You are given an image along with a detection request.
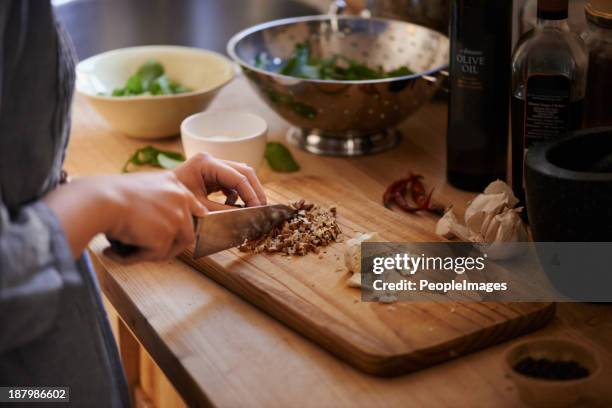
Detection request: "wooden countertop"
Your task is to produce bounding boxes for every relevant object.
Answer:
[66,76,612,407]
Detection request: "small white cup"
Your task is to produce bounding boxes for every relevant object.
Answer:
[181,111,268,169]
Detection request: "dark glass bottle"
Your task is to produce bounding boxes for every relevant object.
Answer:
[582,0,612,128]
[511,0,588,205]
[447,0,513,192]
[519,0,589,35]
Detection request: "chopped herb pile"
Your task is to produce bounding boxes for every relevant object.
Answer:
[255,43,413,81]
[239,200,339,256]
[265,142,300,173]
[110,60,191,96]
[122,146,185,173]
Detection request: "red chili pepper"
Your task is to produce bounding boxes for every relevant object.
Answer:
[392,189,421,212]
[383,177,410,208]
[409,174,429,208]
[383,173,444,215]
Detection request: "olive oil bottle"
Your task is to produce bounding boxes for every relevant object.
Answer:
[447,0,513,191]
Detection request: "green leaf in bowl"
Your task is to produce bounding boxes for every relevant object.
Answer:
[110,60,191,97]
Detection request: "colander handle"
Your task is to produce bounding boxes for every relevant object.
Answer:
[423,70,449,93]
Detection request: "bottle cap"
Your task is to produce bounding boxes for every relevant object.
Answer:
[538,0,569,20]
[586,0,612,28]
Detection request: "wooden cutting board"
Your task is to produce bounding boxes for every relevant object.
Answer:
[179,175,555,376]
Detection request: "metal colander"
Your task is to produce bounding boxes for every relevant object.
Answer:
[228,15,449,156]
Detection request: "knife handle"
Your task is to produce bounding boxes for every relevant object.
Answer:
[107,217,199,258]
[107,237,139,257]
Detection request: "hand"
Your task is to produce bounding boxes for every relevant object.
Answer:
[173,153,267,211]
[44,171,206,263]
[102,171,207,263]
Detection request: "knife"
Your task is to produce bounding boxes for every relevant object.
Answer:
[108,204,296,259]
[192,204,296,258]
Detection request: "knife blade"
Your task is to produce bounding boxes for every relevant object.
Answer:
[108,204,296,259]
[192,204,296,258]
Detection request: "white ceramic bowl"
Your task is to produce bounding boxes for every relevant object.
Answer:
[76,45,235,138]
[181,111,268,169]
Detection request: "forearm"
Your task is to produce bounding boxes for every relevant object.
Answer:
[43,176,118,258]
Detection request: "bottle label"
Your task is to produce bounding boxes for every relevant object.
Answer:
[451,2,488,94]
[455,48,486,91]
[524,74,571,147]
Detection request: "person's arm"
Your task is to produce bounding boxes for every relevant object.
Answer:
[42,178,116,257]
[1,154,266,352]
[43,172,205,258]
[48,171,217,265]
[0,171,205,352]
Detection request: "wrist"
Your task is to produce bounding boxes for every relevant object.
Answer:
[88,175,128,238]
[43,176,122,257]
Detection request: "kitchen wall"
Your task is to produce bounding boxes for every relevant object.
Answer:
[298,0,588,43]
